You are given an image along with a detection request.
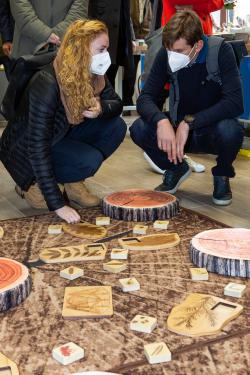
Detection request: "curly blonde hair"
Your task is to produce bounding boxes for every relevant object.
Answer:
[55,19,108,123]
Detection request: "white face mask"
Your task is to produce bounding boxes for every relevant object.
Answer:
[90,51,111,75]
[167,44,197,73]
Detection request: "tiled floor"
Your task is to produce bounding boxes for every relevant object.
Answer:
[0,119,250,227]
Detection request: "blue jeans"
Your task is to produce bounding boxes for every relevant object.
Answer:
[130,118,244,177]
[52,116,127,183]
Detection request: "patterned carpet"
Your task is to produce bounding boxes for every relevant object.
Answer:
[0,207,249,375]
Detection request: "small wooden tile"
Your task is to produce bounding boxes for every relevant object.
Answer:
[52,342,84,365]
[144,342,171,364]
[48,224,63,234]
[133,225,148,235]
[153,220,169,230]
[111,248,128,260]
[130,314,157,333]
[224,282,246,298]
[189,268,209,281]
[103,260,127,273]
[119,277,140,292]
[0,351,19,374]
[0,227,4,239]
[60,266,84,280]
[96,216,110,226]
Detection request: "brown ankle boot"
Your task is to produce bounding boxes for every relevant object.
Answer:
[24,183,47,209]
[64,181,100,208]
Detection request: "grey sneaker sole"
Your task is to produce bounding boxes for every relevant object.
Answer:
[212,197,232,206]
[155,168,191,194]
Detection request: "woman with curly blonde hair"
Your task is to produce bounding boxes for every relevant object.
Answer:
[0,19,127,223]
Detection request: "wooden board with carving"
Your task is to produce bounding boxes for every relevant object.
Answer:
[118,233,180,250]
[167,293,243,337]
[102,189,179,221]
[39,243,107,264]
[62,286,113,319]
[62,221,107,239]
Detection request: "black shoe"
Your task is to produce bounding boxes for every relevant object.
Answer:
[155,161,191,194]
[213,176,232,206]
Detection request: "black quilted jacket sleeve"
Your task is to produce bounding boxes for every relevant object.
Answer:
[0,0,14,43]
[27,70,66,211]
[99,77,123,118]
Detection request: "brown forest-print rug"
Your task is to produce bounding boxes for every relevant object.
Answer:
[0,207,249,375]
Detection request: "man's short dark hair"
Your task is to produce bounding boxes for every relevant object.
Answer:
[163,10,204,49]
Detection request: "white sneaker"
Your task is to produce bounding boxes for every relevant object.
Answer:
[184,155,205,173]
[143,152,165,174]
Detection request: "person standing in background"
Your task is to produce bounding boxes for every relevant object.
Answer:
[161,0,224,35]
[0,0,14,79]
[10,0,89,58]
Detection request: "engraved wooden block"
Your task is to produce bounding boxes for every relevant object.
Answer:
[62,286,113,319]
[153,220,169,230]
[133,224,148,235]
[189,268,209,281]
[48,224,63,234]
[119,277,140,292]
[224,282,246,298]
[0,226,4,239]
[144,342,171,364]
[111,248,128,260]
[0,351,19,374]
[130,314,157,333]
[119,233,180,251]
[60,266,84,280]
[96,216,110,226]
[62,221,107,239]
[52,342,84,365]
[103,260,127,273]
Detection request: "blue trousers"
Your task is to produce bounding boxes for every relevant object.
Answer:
[52,116,127,183]
[130,118,244,177]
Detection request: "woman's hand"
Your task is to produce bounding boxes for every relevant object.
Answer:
[83,98,102,118]
[55,205,80,223]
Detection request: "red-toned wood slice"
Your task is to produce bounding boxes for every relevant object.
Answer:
[102,189,179,221]
[190,228,250,278]
[0,258,32,312]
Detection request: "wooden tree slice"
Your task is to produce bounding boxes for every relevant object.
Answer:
[0,226,4,239]
[167,293,243,337]
[102,189,179,221]
[190,228,250,278]
[0,258,32,312]
[118,233,180,250]
[62,221,107,239]
[0,351,19,374]
[40,243,107,264]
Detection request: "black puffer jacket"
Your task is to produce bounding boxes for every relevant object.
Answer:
[0,65,123,211]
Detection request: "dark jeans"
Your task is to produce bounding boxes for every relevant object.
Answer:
[130,118,244,177]
[52,116,127,183]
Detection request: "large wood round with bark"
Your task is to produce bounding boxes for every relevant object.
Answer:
[0,258,32,312]
[190,228,250,278]
[102,189,179,221]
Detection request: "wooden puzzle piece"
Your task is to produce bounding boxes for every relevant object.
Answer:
[62,286,113,319]
[62,221,107,239]
[130,314,157,333]
[52,342,84,365]
[189,268,209,281]
[119,277,140,292]
[39,243,107,264]
[144,342,171,364]
[153,220,169,230]
[224,282,246,298]
[48,225,63,234]
[60,267,84,280]
[103,260,127,273]
[0,352,19,374]
[0,227,4,239]
[118,233,180,250]
[96,216,110,226]
[111,248,128,260]
[167,293,243,337]
[133,225,148,235]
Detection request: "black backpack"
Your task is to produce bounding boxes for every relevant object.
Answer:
[0,47,57,121]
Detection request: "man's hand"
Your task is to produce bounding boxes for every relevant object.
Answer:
[55,205,80,223]
[176,120,190,163]
[47,33,61,45]
[83,98,102,119]
[157,119,177,164]
[2,42,12,56]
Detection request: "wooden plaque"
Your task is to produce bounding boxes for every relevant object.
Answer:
[118,233,180,250]
[0,258,31,312]
[40,243,107,264]
[62,221,107,239]
[167,293,243,337]
[190,228,250,278]
[62,286,113,319]
[102,189,179,221]
[0,352,19,374]
[0,226,4,239]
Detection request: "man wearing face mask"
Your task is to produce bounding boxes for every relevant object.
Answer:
[130,10,244,206]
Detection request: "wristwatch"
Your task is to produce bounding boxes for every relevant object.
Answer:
[184,114,196,130]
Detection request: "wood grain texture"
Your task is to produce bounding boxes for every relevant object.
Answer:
[62,221,107,239]
[118,233,180,250]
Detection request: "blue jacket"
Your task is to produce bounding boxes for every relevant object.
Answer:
[137,39,244,130]
[0,0,14,43]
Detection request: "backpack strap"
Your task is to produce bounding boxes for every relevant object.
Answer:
[206,36,224,85]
